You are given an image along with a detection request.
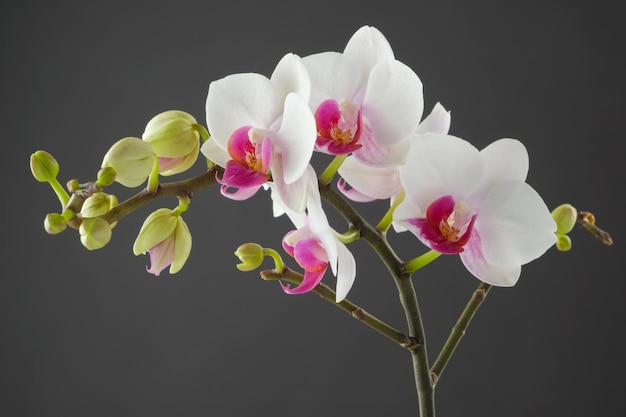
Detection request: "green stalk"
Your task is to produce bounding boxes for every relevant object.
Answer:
[318,155,347,187]
[320,185,435,416]
[430,282,492,383]
[260,267,413,348]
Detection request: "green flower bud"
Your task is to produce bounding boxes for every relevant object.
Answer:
[44,213,67,234]
[142,110,200,176]
[30,150,60,182]
[234,243,265,271]
[81,192,117,218]
[79,218,112,250]
[101,137,155,188]
[96,166,117,187]
[555,233,572,252]
[551,203,577,234]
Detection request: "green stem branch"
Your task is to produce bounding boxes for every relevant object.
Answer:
[66,167,223,229]
[319,185,434,416]
[260,267,413,348]
[430,282,492,383]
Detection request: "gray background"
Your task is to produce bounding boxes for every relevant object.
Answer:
[2,1,624,416]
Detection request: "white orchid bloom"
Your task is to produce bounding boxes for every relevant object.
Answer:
[394,134,557,286]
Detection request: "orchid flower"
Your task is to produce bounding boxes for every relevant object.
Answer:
[393,133,557,286]
[274,166,356,302]
[337,102,451,203]
[302,25,424,166]
[200,53,317,213]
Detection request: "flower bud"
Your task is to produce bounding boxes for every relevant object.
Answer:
[551,203,577,234]
[81,192,118,218]
[234,243,265,271]
[79,218,112,250]
[133,208,192,275]
[30,150,60,182]
[96,166,117,187]
[142,110,200,176]
[101,137,155,188]
[44,213,67,234]
[555,233,572,252]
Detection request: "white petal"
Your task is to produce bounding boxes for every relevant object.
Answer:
[399,133,484,209]
[271,160,308,214]
[302,52,364,109]
[415,102,451,135]
[478,180,557,267]
[460,229,522,286]
[334,242,356,302]
[270,53,311,103]
[274,93,317,184]
[206,73,281,148]
[362,60,424,147]
[343,26,395,73]
[338,156,401,199]
[200,136,231,168]
[480,138,529,184]
[392,197,424,235]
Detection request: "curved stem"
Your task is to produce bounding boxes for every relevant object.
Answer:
[318,155,347,187]
[376,189,405,232]
[260,267,413,348]
[430,282,492,383]
[320,185,434,416]
[404,250,442,273]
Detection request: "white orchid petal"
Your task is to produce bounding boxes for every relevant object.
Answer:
[343,26,395,72]
[270,53,311,102]
[302,52,364,109]
[334,242,356,302]
[206,73,281,148]
[274,93,316,184]
[361,60,423,147]
[400,134,484,209]
[480,138,529,185]
[338,156,401,199]
[200,137,231,168]
[460,229,522,286]
[415,102,451,135]
[478,180,557,267]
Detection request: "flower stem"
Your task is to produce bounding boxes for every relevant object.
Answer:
[262,248,284,272]
[376,189,405,232]
[319,185,435,416]
[65,166,223,230]
[404,250,442,273]
[318,154,347,187]
[430,282,492,383]
[48,176,71,208]
[260,267,413,348]
[147,156,160,194]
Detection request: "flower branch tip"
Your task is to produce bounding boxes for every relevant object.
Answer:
[578,211,613,245]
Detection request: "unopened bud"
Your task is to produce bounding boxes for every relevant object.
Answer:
[142,110,200,176]
[79,218,112,250]
[96,166,117,187]
[551,204,577,234]
[81,192,118,218]
[101,137,155,188]
[44,213,67,234]
[234,243,265,271]
[555,233,572,251]
[30,150,60,182]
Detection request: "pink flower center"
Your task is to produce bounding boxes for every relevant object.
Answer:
[227,126,273,174]
[314,98,363,155]
[409,195,477,254]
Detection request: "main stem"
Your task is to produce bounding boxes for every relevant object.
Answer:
[319,185,435,416]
